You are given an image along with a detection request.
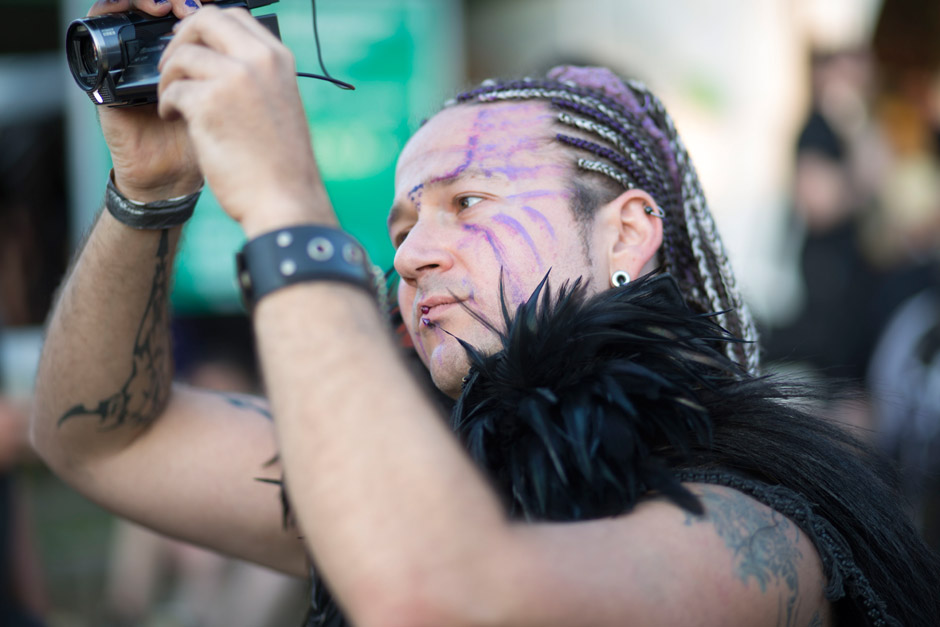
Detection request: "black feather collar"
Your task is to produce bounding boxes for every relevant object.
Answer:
[451,272,746,521]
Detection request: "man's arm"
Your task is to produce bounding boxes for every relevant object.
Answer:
[30,0,307,577]
[252,283,830,627]
[30,211,305,574]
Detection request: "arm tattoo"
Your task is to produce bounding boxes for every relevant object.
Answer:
[807,611,823,627]
[58,230,172,430]
[686,487,805,627]
[217,392,272,420]
[212,392,277,467]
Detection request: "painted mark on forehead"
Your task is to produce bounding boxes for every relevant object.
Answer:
[427,107,554,184]
[429,134,479,184]
[493,213,542,268]
[484,163,568,182]
[477,102,555,128]
[408,183,424,212]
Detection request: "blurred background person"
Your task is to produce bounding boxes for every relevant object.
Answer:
[864,0,940,551]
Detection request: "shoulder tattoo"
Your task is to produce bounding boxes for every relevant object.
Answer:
[685,486,807,627]
[58,230,172,431]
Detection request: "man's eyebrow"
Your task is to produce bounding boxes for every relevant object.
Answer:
[387,167,505,230]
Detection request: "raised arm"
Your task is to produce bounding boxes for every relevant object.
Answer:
[30,0,305,576]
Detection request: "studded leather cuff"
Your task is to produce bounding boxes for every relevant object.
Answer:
[236,225,380,309]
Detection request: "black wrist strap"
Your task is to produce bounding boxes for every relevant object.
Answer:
[237,225,380,309]
[105,171,202,230]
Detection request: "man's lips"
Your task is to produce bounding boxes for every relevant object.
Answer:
[415,296,462,326]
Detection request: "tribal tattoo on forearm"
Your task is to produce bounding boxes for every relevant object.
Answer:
[58,230,172,431]
[686,487,805,627]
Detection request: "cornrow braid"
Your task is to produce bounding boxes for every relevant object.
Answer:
[449,73,760,374]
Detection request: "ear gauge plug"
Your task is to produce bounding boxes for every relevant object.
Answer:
[611,270,631,287]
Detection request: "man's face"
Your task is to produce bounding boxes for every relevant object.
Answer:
[389,102,607,397]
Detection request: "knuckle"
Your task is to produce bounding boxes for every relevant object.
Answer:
[253,44,279,69]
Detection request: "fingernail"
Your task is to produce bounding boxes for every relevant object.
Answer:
[185,0,201,9]
[155,0,169,4]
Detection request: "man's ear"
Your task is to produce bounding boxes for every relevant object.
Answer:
[592,189,663,285]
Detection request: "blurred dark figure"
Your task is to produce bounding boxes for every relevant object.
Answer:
[0,324,47,626]
[0,118,68,327]
[766,105,880,384]
[0,115,67,627]
[771,0,940,550]
[0,395,46,627]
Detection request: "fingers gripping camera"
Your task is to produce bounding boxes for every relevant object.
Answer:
[66,0,280,107]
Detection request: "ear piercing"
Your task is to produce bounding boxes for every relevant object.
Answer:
[611,270,631,287]
[644,205,665,218]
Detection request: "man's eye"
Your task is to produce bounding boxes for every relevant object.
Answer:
[457,196,483,210]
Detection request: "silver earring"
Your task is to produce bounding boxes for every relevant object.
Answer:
[611,270,631,287]
[644,205,665,218]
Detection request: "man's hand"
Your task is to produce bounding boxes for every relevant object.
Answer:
[156,6,333,235]
[88,0,214,202]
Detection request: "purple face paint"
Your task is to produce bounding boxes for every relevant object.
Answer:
[459,223,528,303]
[521,206,556,239]
[461,223,508,268]
[430,134,480,184]
[483,163,568,182]
[493,213,542,267]
[408,183,424,212]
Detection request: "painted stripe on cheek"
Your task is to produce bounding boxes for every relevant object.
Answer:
[461,223,509,268]
[493,213,542,267]
[521,206,556,239]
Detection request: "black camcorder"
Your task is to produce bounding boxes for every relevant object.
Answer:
[66,0,280,107]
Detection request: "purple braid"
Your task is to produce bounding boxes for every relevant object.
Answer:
[447,67,760,374]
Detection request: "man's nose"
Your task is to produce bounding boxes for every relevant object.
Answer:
[393,220,455,283]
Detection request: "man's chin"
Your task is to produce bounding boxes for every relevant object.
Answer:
[422,328,501,398]
[424,345,472,399]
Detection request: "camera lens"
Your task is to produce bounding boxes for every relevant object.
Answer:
[67,23,101,91]
[77,31,99,76]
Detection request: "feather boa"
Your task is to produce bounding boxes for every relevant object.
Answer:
[451,272,740,521]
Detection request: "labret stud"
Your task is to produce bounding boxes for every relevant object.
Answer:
[422,318,433,327]
[421,306,430,314]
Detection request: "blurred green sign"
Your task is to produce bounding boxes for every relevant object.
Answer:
[171,0,461,314]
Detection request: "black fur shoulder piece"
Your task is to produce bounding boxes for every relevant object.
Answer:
[452,272,741,521]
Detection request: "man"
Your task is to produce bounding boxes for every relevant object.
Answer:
[31,2,940,626]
